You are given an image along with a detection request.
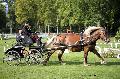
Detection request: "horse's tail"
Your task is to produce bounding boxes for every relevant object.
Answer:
[45,35,57,47]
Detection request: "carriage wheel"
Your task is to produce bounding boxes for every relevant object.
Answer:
[28,49,45,64]
[21,49,30,64]
[3,51,21,66]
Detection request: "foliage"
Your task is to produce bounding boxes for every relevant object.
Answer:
[1,0,119,34]
[115,27,120,37]
[15,0,119,32]
[114,27,120,42]
[15,0,37,24]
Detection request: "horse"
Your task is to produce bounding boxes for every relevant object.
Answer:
[42,26,110,66]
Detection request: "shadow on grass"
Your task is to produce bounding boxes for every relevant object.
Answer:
[48,60,83,66]
[94,62,120,66]
[106,62,120,66]
[1,59,120,66]
[48,60,120,66]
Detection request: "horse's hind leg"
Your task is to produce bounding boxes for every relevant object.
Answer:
[58,49,65,65]
[42,51,55,65]
[92,49,106,64]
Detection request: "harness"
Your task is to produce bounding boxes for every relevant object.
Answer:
[80,31,84,45]
[53,34,66,46]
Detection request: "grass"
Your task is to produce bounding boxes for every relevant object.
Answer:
[0,38,120,79]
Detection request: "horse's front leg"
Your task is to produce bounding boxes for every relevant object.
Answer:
[92,48,106,64]
[83,46,90,66]
[58,49,66,65]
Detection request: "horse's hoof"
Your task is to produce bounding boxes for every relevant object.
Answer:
[41,61,47,66]
[84,64,91,66]
[3,60,4,63]
[41,62,47,66]
[100,60,107,64]
[61,63,66,65]
[42,63,47,66]
[3,58,5,63]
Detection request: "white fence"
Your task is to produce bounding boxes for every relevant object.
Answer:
[95,42,120,58]
[0,34,16,39]
[0,33,55,39]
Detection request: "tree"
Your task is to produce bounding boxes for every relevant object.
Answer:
[15,0,37,25]
[0,2,6,33]
[6,0,16,33]
[14,0,120,34]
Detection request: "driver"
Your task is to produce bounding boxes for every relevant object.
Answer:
[19,22,33,45]
[21,23,32,37]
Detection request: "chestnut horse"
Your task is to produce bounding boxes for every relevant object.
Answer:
[42,27,110,66]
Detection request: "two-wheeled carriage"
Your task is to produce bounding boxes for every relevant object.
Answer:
[3,33,48,65]
[3,44,29,65]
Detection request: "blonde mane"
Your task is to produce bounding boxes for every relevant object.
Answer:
[83,26,102,36]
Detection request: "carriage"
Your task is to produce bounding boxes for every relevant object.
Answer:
[3,26,110,66]
[3,32,47,65]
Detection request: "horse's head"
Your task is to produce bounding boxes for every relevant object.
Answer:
[83,26,110,44]
[99,27,110,43]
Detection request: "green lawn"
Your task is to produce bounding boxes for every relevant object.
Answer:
[0,38,120,79]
